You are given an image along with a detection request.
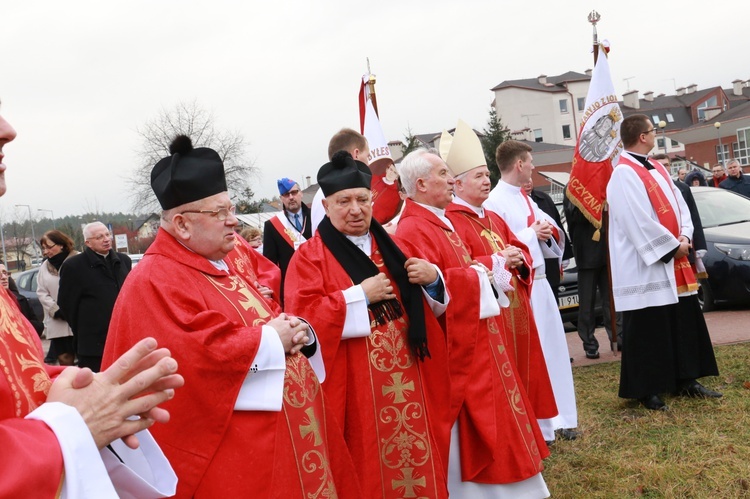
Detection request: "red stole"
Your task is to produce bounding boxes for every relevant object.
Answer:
[269,214,302,250]
[625,160,699,294]
[0,289,50,416]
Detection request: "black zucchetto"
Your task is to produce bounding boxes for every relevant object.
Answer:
[317,151,372,197]
[151,135,228,210]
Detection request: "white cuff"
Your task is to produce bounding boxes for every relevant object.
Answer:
[342,285,372,339]
[422,265,449,317]
[234,325,286,411]
[470,264,501,319]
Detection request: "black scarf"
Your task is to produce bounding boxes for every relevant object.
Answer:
[317,216,430,361]
[48,251,68,270]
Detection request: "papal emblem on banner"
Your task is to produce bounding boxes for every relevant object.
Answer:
[567,42,623,240]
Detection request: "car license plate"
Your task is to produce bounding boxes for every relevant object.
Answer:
[558,294,579,310]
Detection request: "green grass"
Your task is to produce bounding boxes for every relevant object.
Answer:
[543,343,750,498]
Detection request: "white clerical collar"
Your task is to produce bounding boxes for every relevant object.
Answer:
[345,232,371,255]
[453,196,484,217]
[414,201,455,231]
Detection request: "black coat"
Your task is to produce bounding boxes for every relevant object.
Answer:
[563,187,608,270]
[58,248,131,356]
[263,203,312,301]
[7,278,44,336]
[673,180,707,256]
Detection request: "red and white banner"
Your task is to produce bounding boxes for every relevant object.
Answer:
[359,75,393,177]
[566,44,623,239]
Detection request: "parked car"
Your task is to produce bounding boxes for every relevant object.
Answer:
[13,267,44,320]
[691,186,750,311]
[128,254,144,266]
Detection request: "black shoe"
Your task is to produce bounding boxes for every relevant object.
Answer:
[585,349,600,359]
[557,428,579,440]
[679,381,723,399]
[639,395,668,411]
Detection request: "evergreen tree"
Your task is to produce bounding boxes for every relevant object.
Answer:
[481,108,511,187]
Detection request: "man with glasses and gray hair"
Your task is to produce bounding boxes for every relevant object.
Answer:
[59,221,131,372]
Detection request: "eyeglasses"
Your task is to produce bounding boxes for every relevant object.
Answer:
[641,128,656,135]
[41,242,58,250]
[280,189,301,198]
[0,270,8,276]
[180,205,236,221]
[87,232,112,242]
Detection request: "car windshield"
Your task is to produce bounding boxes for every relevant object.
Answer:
[693,188,750,228]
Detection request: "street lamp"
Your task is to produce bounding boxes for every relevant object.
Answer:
[658,120,668,157]
[715,121,724,166]
[15,204,37,262]
[38,209,55,229]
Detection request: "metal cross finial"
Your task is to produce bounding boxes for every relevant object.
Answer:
[588,10,600,25]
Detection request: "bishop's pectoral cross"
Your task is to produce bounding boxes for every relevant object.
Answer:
[480,228,504,253]
[648,182,671,215]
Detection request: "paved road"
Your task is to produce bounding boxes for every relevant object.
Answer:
[567,306,750,367]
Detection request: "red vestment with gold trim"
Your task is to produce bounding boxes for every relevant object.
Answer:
[446,202,558,420]
[397,200,548,484]
[102,228,359,498]
[285,234,450,498]
[0,288,66,497]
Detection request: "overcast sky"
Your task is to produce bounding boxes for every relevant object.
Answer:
[2,1,748,221]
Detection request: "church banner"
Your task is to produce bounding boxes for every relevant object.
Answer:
[566,43,623,240]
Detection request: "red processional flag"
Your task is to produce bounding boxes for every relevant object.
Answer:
[566,43,623,241]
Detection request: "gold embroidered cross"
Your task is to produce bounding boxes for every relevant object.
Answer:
[299,407,322,446]
[382,372,415,404]
[647,182,670,215]
[392,467,426,498]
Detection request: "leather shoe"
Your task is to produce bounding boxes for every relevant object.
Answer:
[556,428,579,440]
[679,381,723,399]
[585,349,600,359]
[639,395,668,411]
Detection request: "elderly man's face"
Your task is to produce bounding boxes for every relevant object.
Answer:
[0,264,8,289]
[0,115,18,197]
[180,192,238,260]
[85,224,113,254]
[455,166,491,207]
[324,188,372,237]
[727,162,742,179]
[420,154,455,209]
[280,184,303,213]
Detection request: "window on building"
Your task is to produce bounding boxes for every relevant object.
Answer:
[577,97,585,111]
[562,125,571,140]
[652,114,660,124]
[716,143,731,164]
[734,128,750,165]
[657,138,665,149]
[671,139,679,147]
[534,129,543,143]
[666,113,675,123]
[697,96,718,121]
[559,100,568,114]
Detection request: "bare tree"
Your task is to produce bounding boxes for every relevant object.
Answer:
[128,100,258,212]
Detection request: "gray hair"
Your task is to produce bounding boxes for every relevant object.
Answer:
[398,148,437,198]
[83,221,106,240]
[726,159,740,169]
